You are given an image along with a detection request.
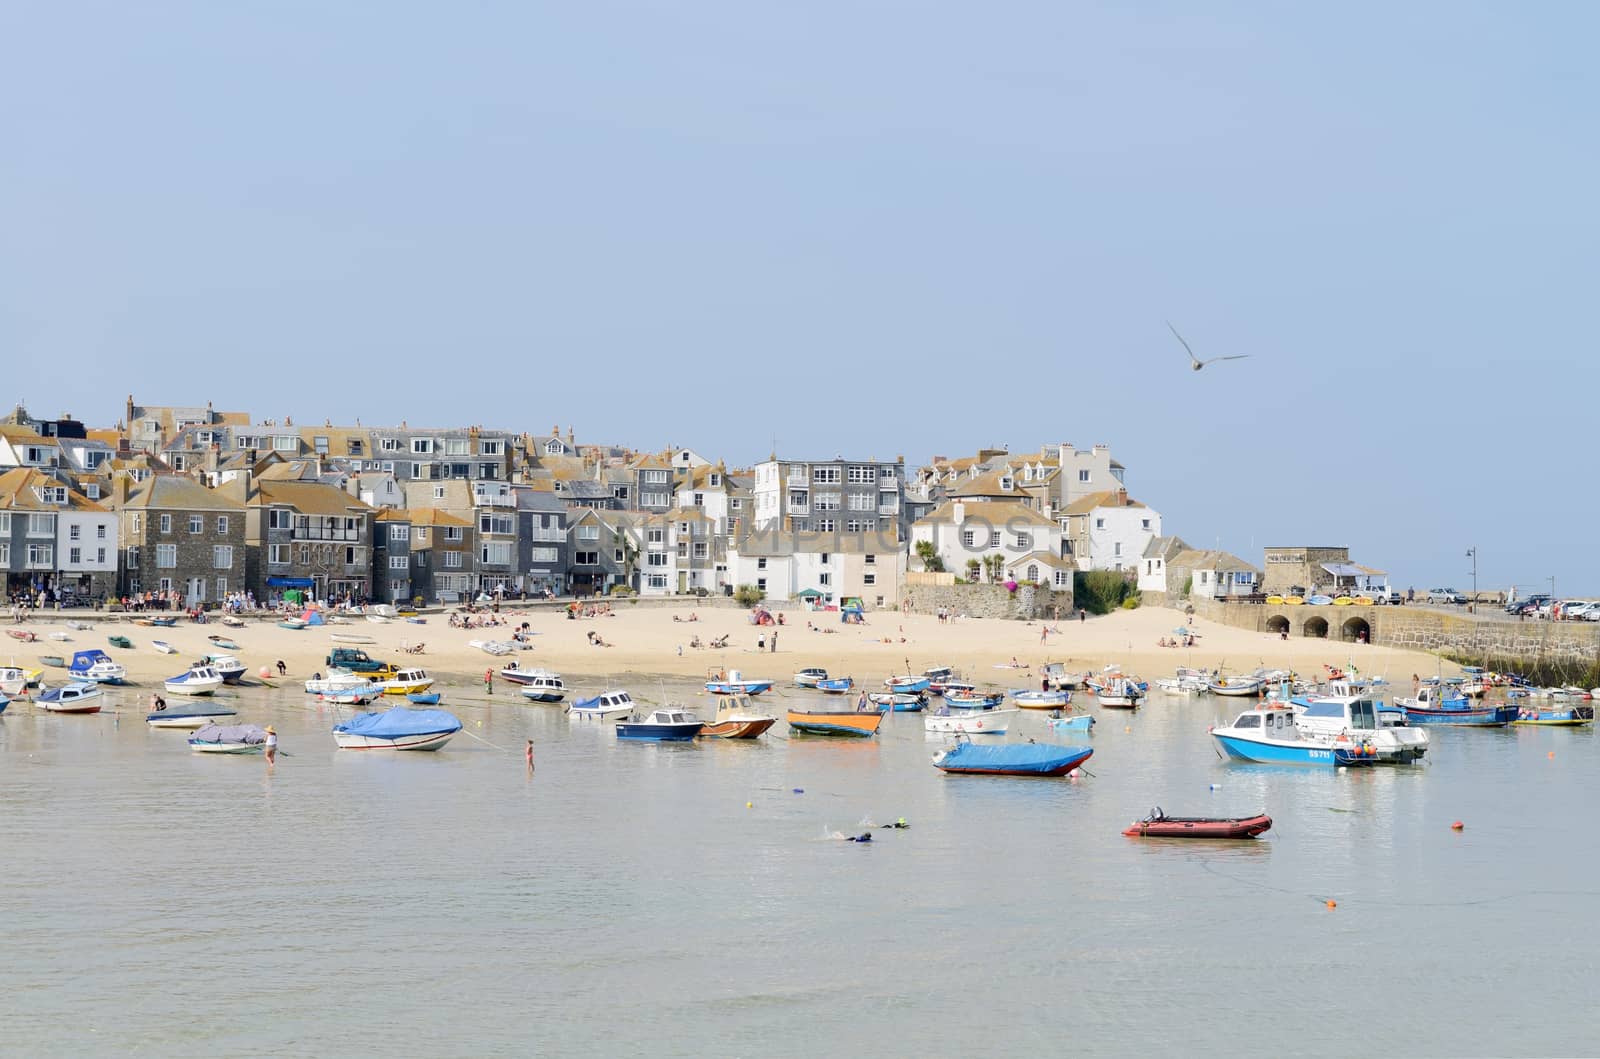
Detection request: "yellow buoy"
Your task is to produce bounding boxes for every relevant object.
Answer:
[746,801,753,809]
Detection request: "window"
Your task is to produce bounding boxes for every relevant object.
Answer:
[213,546,233,568]
[647,574,668,590]
[414,526,429,543]
[530,546,558,563]
[95,548,104,563]
[128,513,140,534]
[215,577,228,597]
[865,554,876,565]
[577,525,599,541]
[444,438,469,456]
[389,556,409,570]
[298,545,311,564]
[816,519,834,532]
[1054,570,1070,587]
[848,493,872,511]
[348,439,363,456]
[788,490,809,508]
[443,551,463,568]
[1141,518,1151,530]
[480,439,503,456]
[880,466,896,480]
[819,572,832,586]
[647,552,668,567]
[389,525,409,542]
[813,467,840,483]
[268,509,290,530]
[614,548,624,562]
[68,547,81,565]
[815,493,841,511]
[411,438,434,454]
[444,527,463,542]
[86,483,100,499]
[480,513,513,536]
[69,524,81,541]
[692,492,704,507]
[313,436,330,454]
[344,546,363,567]
[410,463,424,479]
[693,542,708,559]
[989,531,1001,548]
[481,542,513,565]
[962,530,975,548]
[273,435,297,452]
[1026,564,1039,582]
[546,439,564,455]
[575,551,598,566]
[380,438,401,452]
[847,466,873,484]
[1079,470,1090,482]
[1015,533,1031,550]
[863,572,876,586]
[189,515,203,534]
[433,485,446,500]
[155,544,177,568]
[1094,518,1105,530]
[1114,542,1122,557]
[756,577,767,592]
[757,557,767,570]
[820,552,831,565]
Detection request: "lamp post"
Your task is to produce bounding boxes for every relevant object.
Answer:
[1466,547,1477,613]
[1549,575,1557,619]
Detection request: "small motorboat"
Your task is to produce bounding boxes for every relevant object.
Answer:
[304,669,374,696]
[69,649,128,685]
[704,668,774,695]
[786,707,884,737]
[924,706,1017,734]
[207,636,240,650]
[7,629,38,643]
[1511,706,1594,727]
[1211,705,1378,766]
[1208,674,1264,697]
[47,631,70,642]
[188,723,269,753]
[793,667,830,689]
[932,739,1093,777]
[866,691,926,712]
[203,654,248,684]
[1012,689,1071,709]
[883,675,931,694]
[0,666,29,696]
[1123,809,1273,839]
[323,683,380,706]
[924,667,964,695]
[406,692,442,705]
[147,616,178,628]
[65,621,92,631]
[377,667,435,696]
[697,693,777,739]
[151,640,178,654]
[568,689,637,721]
[515,671,567,703]
[0,695,9,714]
[107,635,133,649]
[944,691,1006,710]
[816,677,855,694]
[616,707,705,741]
[147,701,238,728]
[165,663,225,696]
[37,682,104,713]
[332,707,462,751]
[1095,677,1146,710]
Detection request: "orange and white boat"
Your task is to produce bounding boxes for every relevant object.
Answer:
[698,693,777,739]
[786,705,884,737]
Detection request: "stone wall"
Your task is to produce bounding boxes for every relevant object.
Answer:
[903,582,1074,621]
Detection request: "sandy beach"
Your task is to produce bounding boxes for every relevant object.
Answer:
[11,603,1463,694]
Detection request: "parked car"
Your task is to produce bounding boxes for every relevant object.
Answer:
[1557,600,1594,620]
[1507,594,1551,615]
[1427,588,1467,605]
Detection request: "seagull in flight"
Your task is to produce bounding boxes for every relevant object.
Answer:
[1167,321,1250,372]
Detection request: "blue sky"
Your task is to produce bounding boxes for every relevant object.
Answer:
[3,3,1592,594]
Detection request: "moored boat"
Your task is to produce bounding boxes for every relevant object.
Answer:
[1095,677,1146,709]
[793,667,829,688]
[931,739,1093,777]
[704,668,774,695]
[147,701,238,728]
[37,682,104,713]
[883,674,931,694]
[37,656,66,669]
[865,691,925,712]
[513,670,567,703]
[151,640,178,654]
[188,722,269,753]
[207,635,240,650]
[164,663,224,697]
[568,689,636,720]
[1292,695,1429,763]
[1208,674,1263,697]
[107,635,133,649]
[1511,706,1594,727]
[202,654,248,684]
[1045,713,1095,732]
[786,707,884,737]
[304,668,374,696]
[377,667,436,696]
[697,693,777,739]
[69,649,127,685]
[1012,689,1071,709]
[332,706,462,751]
[1211,705,1377,766]
[924,705,1017,734]
[816,676,855,694]
[1123,810,1272,839]
[7,629,38,643]
[0,666,28,696]
[616,707,705,741]
[944,690,1006,710]
[405,691,442,705]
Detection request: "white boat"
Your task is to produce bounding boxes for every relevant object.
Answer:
[1012,689,1071,709]
[48,631,70,642]
[568,689,636,720]
[203,654,248,684]
[151,640,178,654]
[65,621,92,631]
[370,604,399,620]
[1208,674,1264,697]
[329,633,377,644]
[469,639,517,656]
[81,659,130,684]
[517,672,568,703]
[323,683,381,705]
[1039,662,1085,690]
[1292,694,1429,763]
[165,663,224,696]
[37,682,104,713]
[366,614,393,624]
[924,706,1017,734]
[188,722,269,753]
[220,615,246,628]
[793,667,830,688]
[0,666,28,697]
[304,668,373,695]
[332,706,461,751]
[1095,677,1146,709]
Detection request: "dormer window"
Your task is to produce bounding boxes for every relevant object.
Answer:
[545,439,562,454]
[1000,477,1013,491]
[709,474,720,487]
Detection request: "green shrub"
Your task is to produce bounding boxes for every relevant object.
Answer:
[734,584,765,606]
[1074,570,1137,615]
[1121,595,1141,610]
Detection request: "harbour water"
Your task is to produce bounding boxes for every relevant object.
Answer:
[5,681,1599,1056]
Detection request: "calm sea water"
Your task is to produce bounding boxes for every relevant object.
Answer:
[4,678,1599,1057]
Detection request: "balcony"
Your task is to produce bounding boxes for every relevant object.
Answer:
[788,504,809,515]
[877,504,899,515]
[785,474,808,488]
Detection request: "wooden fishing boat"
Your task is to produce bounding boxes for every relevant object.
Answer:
[1511,706,1594,727]
[7,629,38,643]
[866,691,925,712]
[38,655,67,668]
[786,707,884,737]
[405,692,442,705]
[697,693,777,739]
[1122,810,1273,839]
[924,706,1017,734]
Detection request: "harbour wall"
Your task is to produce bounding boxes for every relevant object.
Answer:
[904,583,1074,622]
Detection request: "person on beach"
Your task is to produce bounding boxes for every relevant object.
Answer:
[151,693,166,712]
[770,630,778,652]
[525,739,535,773]
[1079,608,1087,623]
[264,726,277,765]
[757,632,766,651]
[276,659,287,677]
[484,670,494,695]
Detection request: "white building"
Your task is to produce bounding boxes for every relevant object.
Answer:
[1062,490,1160,572]
[728,530,905,610]
[910,500,1064,582]
[751,456,905,533]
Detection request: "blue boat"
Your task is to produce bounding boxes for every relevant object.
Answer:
[616,707,704,741]
[406,692,442,705]
[884,675,931,694]
[866,692,925,712]
[945,691,1006,710]
[1045,714,1095,732]
[815,677,855,694]
[1211,706,1377,766]
[704,669,774,696]
[1401,702,1516,727]
[69,649,128,685]
[332,707,462,751]
[0,695,9,714]
[932,740,1094,776]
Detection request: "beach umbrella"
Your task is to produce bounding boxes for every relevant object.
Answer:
[1173,627,1190,636]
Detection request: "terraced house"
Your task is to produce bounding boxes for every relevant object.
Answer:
[111,474,247,605]
[0,469,115,601]
[234,476,375,603]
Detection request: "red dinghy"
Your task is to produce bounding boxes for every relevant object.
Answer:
[6,629,38,643]
[1122,809,1272,839]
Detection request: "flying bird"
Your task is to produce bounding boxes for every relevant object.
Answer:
[1167,321,1250,372]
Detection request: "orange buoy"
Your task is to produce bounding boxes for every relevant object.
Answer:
[1326,899,1337,909]
[1451,820,1464,831]
[1548,751,1555,759]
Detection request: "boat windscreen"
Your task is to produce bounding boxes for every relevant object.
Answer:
[1234,714,1261,728]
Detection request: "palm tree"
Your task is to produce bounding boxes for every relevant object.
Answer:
[915,540,944,573]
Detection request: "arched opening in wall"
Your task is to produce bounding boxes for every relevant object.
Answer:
[1341,617,1371,643]
[1303,616,1329,639]
[1266,615,1291,636]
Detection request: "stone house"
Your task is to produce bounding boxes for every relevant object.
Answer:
[373,509,415,604]
[516,487,567,596]
[408,509,474,603]
[910,500,1064,582]
[112,473,247,606]
[233,476,376,603]
[0,469,116,601]
[566,509,640,596]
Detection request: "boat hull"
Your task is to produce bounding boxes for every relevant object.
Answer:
[164,678,223,696]
[1095,694,1143,709]
[786,710,883,737]
[188,741,263,754]
[924,708,1017,734]
[1403,705,1516,727]
[616,723,705,741]
[519,689,567,703]
[39,702,102,714]
[333,730,457,751]
[1045,714,1095,732]
[147,711,236,728]
[1013,691,1071,709]
[705,681,773,695]
[1212,733,1372,766]
[933,744,1093,776]
[1124,814,1273,839]
[698,717,777,739]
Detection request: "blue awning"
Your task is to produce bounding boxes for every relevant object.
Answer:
[267,576,315,588]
